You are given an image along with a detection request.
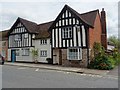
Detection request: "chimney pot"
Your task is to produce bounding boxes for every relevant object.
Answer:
[102,8,104,11]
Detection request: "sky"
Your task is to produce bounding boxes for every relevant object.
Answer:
[0,0,119,38]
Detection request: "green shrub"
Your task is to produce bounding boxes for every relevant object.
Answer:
[108,56,116,68]
[88,42,120,70]
[88,54,113,70]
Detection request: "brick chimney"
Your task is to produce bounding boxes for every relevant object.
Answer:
[101,8,107,50]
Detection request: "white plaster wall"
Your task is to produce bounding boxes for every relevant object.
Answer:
[8,48,33,62]
[35,38,51,63]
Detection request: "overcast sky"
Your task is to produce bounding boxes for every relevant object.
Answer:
[0,0,119,38]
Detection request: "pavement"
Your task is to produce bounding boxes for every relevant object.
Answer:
[4,62,114,77]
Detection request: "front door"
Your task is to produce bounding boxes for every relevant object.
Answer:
[53,49,62,65]
[11,50,16,62]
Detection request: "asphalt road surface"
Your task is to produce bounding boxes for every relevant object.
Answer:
[2,65,118,88]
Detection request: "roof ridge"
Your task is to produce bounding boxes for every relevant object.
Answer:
[18,17,37,25]
[80,9,99,15]
[37,21,53,26]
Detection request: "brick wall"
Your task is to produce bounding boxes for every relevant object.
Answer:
[89,13,102,49]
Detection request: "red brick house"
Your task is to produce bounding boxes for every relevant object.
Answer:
[0,30,9,61]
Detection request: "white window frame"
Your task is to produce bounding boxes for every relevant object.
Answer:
[22,48,29,56]
[62,27,72,39]
[24,33,28,39]
[16,49,20,56]
[40,39,47,45]
[67,48,82,60]
[40,50,47,57]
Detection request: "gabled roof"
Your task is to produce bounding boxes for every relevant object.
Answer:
[19,17,38,33]
[8,5,100,39]
[8,17,38,34]
[49,5,99,31]
[65,5,94,27]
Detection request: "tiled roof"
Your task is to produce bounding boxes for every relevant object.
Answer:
[35,21,53,39]
[19,17,38,33]
[80,10,99,27]
[7,5,99,39]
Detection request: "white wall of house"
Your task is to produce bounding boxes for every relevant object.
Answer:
[34,38,51,63]
[8,47,33,62]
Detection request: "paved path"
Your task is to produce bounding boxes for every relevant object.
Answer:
[2,65,118,88]
[4,62,112,76]
[107,65,119,76]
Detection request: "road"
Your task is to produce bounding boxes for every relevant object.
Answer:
[2,65,118,88]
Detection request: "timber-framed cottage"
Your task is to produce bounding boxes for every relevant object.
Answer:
[7,5,107,67]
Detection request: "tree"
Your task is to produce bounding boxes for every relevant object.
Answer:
[108,35,120,48]
[31,47,38,63]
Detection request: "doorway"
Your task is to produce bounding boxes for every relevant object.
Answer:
[11,50,16,62]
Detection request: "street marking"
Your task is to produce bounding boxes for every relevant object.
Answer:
[17,67,26,69]
[35,68,39,71]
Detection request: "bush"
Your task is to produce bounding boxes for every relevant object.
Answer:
[88,54,113,70]
[108,56,116,68]
[88,42,120,70]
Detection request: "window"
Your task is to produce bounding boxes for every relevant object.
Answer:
[22,48,29,56]
[40,50,47,57]
[40,39,47,45]
[68,48,82,60]
[15,34,21,41]
[16,49,20,56]
[24,33,28,39]
[62,27,72,39]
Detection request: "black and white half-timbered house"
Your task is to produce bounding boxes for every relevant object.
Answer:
[8,5,107,67]
[49,5,107,67]
[8,17,52,63]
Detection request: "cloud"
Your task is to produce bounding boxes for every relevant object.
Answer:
[0,1,118,37]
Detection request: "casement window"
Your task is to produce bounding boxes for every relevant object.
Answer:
[62,27,72,39]
[67,48,82,60]
[40,39,47,45]
[22,48,29,56]
[16,49,20,56]
[24,33,28,39]
[14,34,21,41]
[40,50,47,57]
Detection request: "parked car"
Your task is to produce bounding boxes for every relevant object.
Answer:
[0,54,5,65]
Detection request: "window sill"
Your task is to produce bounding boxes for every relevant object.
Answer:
[40,56,47,57]
[62,38,72,40]
[22,55,29,56]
